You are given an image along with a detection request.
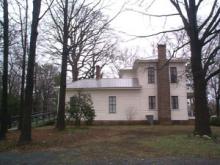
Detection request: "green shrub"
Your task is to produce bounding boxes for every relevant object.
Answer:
[67,93,95,126]
[210,117,220,126]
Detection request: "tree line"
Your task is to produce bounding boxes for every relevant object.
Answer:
[0,0,120,143]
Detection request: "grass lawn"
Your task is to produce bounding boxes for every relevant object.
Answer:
[1,125,220,159]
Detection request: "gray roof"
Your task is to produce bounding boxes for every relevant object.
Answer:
[134,58,188,63]
[66,78,141,89]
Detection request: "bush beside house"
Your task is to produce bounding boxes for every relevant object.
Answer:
[67,93,95,126]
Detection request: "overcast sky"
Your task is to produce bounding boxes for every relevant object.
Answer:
[101,0,182,57]
[100,0,216,58]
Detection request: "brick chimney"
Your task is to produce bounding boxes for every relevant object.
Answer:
[96,65,101,80]
[158,44,166,60]
[157,44,171,124]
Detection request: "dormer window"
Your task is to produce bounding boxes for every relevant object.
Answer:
[148,67,155,84]
[170,67,177,83]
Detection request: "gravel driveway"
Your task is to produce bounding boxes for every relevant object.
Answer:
[1,149,220,165]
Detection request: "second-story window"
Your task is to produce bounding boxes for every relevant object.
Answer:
[148,67,155,83]
[170,67,177,83]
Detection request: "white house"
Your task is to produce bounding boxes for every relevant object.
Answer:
[65,45,194,124]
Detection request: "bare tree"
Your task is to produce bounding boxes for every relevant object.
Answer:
[172,0,219,136]
[158,0,220,136]
[110,48,138,77]
[19,0,42,143]
[0,1,28,134]
[8,52,21,97]
[205,34,220,117]
[14,0,29,130]
[209,65,220,117]
[55,0,69,130]
[67,6,116,81]
[47,0,118,82]
[135,0,220,136]
[44,0,124,129]
[34,63,59,113]
[0,0,9,140]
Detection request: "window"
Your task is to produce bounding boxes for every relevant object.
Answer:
[170,67,177,83]
[109,96,116,113]
[149,96,156,110]
[148,67,155,83]
[171,96,179,109]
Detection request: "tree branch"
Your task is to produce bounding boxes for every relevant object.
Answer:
[117,27,184,40]
[201,5,220,42]
[204,45,220,73]
[170,0,189,28]
[0,20,3,26]
[39,0,55,21]
[198,0,218,32]
[206,68,220,82]
[125,8,179,17]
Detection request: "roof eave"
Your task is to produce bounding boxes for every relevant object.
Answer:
[66,87,142,90]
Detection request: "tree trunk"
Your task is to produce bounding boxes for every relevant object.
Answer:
[19,0,28,130]
[43,96,48,113]
[56,0,69,130]
[190,44,211,136]
[19,51,26,130]
[0,0,9,140]
[72,63,78,82]
[217,72,220,117]
[186,0,211,136]
[19,0,42,144]
[216,97,220,117]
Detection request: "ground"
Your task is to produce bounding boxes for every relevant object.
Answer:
[1,125,220,164]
